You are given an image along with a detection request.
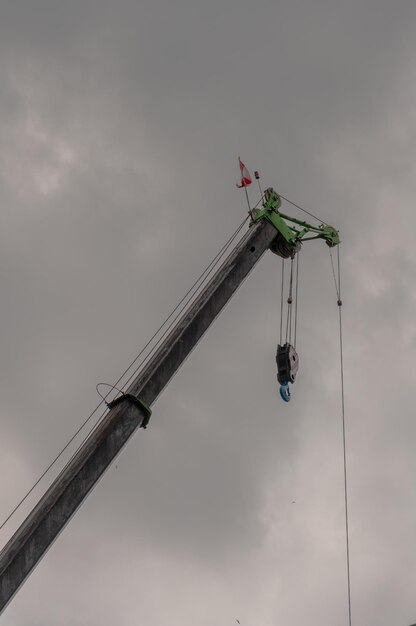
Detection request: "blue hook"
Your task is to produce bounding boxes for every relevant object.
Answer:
[279,383,291,402]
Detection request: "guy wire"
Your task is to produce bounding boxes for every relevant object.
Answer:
[279,192,330,226]
[330,246,352,626]
[0,215,249,533]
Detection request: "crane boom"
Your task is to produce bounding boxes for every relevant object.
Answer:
[0,218,280,613]
[0,187,340,613]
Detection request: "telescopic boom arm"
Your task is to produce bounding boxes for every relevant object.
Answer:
[0,189,339,614]
[0,218,279,613]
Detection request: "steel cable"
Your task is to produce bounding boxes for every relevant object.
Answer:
[330,246,352,626]
[0,215,249,533]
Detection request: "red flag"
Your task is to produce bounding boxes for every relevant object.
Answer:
[236,157,252,188]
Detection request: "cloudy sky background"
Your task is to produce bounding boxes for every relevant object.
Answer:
[1,1,416,624]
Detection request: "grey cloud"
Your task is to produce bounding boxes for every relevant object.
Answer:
[1,1,416,625]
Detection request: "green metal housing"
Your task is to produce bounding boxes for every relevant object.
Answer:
[251,188,340,257]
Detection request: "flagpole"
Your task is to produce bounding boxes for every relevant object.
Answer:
[237,156,252,216]
[243,184,251,215]
[255,170,263,202]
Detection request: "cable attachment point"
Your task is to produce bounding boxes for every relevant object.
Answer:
[337,299,342,307]
[107,394,152,429]
[96,383,152,429]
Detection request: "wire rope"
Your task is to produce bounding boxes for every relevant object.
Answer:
[339,296,351,626]
[285,257,294,344]
[53,223,252,490]
[0,403,110,533]
[278,192,330,226]
[60,217,251,483]
[330,246,351,626]
[66,217,251,478]
[119,218,250,393]
[0,215,249,533]
[105,214,250,396]
[337,245,342,300]
[279,259,284,345]
[293,252,300,349]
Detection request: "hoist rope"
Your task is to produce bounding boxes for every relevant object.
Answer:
[281,253,300,348]
[337,245,342,301]
[330,249,341,303]
[293,252,300,349]
[284,257,294,344]
[0,215,249,534]
[339,298,351,626]
[278,192,330,226]
[279,259,284,345]
[330,246,352,626]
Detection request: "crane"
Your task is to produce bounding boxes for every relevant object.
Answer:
[0,187,339,613]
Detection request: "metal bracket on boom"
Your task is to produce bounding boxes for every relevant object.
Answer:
[251,187,340,258]
[107,394,152,429]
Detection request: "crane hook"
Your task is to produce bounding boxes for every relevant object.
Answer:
[279,382,291,402]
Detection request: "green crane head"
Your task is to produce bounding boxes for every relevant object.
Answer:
[250,187,340,258]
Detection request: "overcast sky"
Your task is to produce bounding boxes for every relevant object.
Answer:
[1,1,416,624]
